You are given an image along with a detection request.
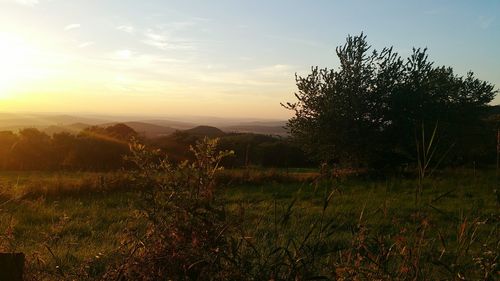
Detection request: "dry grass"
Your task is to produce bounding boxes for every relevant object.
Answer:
[0,167,497,280]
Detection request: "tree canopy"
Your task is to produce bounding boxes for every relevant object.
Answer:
[283,33,497,168]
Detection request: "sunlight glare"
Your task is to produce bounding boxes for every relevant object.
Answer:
[0,32,38,98]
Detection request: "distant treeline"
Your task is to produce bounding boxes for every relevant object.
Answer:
[150,131,311,168]
[0,124,311,171]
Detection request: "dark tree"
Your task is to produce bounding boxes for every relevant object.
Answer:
[52,132,78,169]
[284,33,497,168]
[105,123,139,141]
[11,128,53,170]
[0,131,19,169]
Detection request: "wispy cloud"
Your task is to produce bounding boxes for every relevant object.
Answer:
[478,15,494,29]
[197,72,279,87]
[78,42,94,48]
[116,25,135,34]
[143,30,195,50]
[162,21,197,30]
[155,17,210,30]
[194,64,297,90]
[12,0,39,7]
[138,18,208,51]
[115,49,134,59]
[255,64,295,76]
[64,24,81,31]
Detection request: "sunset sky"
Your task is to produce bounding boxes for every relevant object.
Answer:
[0,0,498,119]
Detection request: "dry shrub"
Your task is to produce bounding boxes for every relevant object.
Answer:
[101,137,238,280]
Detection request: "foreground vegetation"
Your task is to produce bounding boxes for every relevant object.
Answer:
[0,164,497,280]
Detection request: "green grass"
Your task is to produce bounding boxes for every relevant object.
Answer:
[0,188,140,277]
[224,170,498,248]
[0,169,498,279]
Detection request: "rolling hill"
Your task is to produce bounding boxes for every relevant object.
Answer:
[0,112,290,138]
[43,123,91,135]
[100,122,176,138]
[222,125,288,136]
[183,126,226,138]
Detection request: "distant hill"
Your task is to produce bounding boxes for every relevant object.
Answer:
[0,113,109,131]
[43,123,90,135]
[101,122,176,138]
[0,112,290,137]
[220,120,288,136]
[183,126,226,138]
[139,119,196,130]
[233,120,287,127]
[222,125,288,136]
[36,114,108,125]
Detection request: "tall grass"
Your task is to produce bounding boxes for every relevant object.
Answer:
[224,177,499,280]
[0,139,497,280]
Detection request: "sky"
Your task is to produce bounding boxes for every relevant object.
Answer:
[0,0,498,119]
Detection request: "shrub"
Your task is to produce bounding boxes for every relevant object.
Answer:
[102,137,237,280]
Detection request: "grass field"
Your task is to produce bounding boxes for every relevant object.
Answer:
[0,169,498,279]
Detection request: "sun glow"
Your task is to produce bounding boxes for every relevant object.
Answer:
[0,32,41,98]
